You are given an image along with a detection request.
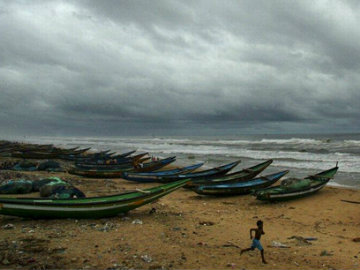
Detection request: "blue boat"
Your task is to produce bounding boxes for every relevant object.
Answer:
[185,159,273,189]
[131,160,241,183]
[69,156,177,178]
[194,170,289,196]
[122,163,204,182]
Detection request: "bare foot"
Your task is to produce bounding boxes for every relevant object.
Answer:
[262,260,267,264]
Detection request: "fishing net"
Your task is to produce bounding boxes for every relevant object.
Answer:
[0,179,33,194]
[37,160,61,170]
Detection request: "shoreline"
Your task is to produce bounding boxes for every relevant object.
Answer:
[327,182,360,191]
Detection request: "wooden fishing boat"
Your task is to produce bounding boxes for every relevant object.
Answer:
[122,163,205,182]
[3,144,54,153]
[69,157,176,178]
[10,146,91,159]
[70,147,91,155]
[57,147,92,159]
[138,160,241,183]
[131,156,176,172]
[254,166,339,202]
[75,157,151,170]
[185,159,273,189]
[11,151,60,159]
[51,146,80,154]
[112,150,137,159]
[60,148,120,161]
[0,179,190,219]
[75,152,148,166]
[194,170,288,195]
[68,168,129,178]
[75,153,149,169]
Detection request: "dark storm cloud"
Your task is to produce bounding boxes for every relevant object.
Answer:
[1,0,360,135]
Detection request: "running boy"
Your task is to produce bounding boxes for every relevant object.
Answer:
[240,220,267,264]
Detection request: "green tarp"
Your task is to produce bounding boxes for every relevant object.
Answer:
[0,180,33,194]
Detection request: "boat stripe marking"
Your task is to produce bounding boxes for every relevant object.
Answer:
[2,203,133,212]
[131,199,145,206]
[269,184,325,198]
[127,175,157,179]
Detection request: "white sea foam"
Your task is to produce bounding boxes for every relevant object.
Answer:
[344,140,360,146]
[20,135,354,149]
[144,138,325,146]
[260,138,322,144]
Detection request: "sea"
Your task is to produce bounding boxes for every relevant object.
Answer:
[9,133,360,189]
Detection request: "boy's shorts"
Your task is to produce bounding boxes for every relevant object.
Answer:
[251,239,263,251]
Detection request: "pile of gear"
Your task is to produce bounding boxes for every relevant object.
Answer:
[0,177,85,199]
[1,160,64,172]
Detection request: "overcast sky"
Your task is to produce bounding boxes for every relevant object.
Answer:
[1,0,360,136]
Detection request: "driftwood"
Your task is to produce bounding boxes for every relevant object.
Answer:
[341,199,360,204]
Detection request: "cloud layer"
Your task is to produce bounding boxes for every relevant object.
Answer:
[1,0,360,136]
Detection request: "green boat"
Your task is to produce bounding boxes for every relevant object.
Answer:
[68,157,176,178]
[254,165,339,202]
[0,179,190,219]
[194,170,289,196]
[185,159,273,189]
[11,151,60,159]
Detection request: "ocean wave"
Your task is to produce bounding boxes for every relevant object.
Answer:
[259,138,325,144]
[344,140,360,146]
[151,137,326,146]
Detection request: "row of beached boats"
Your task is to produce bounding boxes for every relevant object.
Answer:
[0,141,339,219]
[0,141,136,161]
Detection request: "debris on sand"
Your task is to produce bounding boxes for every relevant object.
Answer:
[132,219,143,225]
[287,235,313,246]
[199,221,214,226]
[320,250,333,256]
[141,254,152,263]
[2,224,14,230]
[271,241,290,248]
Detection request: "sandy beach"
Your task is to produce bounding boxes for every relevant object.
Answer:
[0,162,359,270]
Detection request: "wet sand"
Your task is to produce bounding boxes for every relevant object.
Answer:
[0,166,360,269]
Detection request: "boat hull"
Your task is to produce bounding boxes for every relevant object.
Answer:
[194,171,288,196]
[151,160,241,183]
[186,159,273,189]
[0,179,190,219]
[122,163,204,182]
[255,181,329,201]
[255,166,338,202]
[69,157,176,178]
